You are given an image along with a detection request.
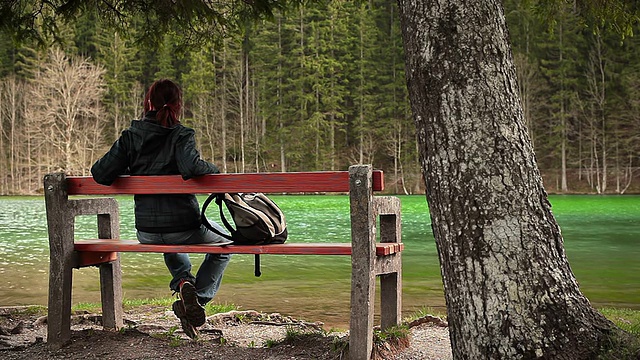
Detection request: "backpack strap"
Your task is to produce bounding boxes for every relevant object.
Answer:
[254,254,261,277]
[201,193,233,241]
[214,194,238,236]
[201,192,262,277]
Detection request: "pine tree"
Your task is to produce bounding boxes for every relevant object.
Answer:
[74,10,100,59]
[253,14,288,171]
[538,3,582,192]
[615,28,640,193]
[96,28,142,142]
[182,46,218,163]
[0,36,17,77]
[370,0,413,193]
[154,33,182,81]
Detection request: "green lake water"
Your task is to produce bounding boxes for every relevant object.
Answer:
[0,195,638,328]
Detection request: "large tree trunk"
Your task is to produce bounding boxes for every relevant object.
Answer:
[396,1,614,358]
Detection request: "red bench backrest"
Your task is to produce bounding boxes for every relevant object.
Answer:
[66,171,384,195]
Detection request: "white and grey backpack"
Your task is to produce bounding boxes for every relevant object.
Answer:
[201,193,288,245]
[201,192,288,277]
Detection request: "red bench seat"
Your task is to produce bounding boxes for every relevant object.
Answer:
[74,239,404,267]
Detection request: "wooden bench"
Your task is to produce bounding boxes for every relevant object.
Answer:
[44,164,403,360]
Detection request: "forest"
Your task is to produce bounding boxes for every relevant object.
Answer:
[0,0,638,195]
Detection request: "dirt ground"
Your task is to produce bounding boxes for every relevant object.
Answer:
[0,305,451,360]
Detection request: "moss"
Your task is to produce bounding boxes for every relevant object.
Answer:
[597,327,640,360]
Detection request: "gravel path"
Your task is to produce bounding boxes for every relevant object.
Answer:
[207,310,453,359]
[395,323,452,360]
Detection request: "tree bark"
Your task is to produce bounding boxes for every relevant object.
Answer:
[396,1,614,358]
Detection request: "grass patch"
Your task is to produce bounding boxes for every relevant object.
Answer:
[598,328,640,360]
[12,305,48,316]
[600,308,640,336]
[597,308,640,359]
[72,302,102,313]
[373,325,410,346]
[284,326,303,341]
[372,325,411,359]
[269,326,349,356]
[123,298,175,308]
[150,325,186,347]
[403,306,447,323]
[330,336,349,353]
[204,302,237,315]
[71,297,237,316]
[263,338,278,348]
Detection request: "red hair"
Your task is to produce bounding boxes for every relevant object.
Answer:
[143,79,182,127]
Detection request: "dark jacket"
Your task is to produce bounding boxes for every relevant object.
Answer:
[91,113,219,233]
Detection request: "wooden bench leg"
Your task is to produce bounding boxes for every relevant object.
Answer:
[349,165,376,360]
[44,173,74,349]
[47,251,74,349]
[377,205,402,331]
[380,270,402,329]
[99,259,123,329]
[96,211,123,329]
[350,263,376,360]
[45,184,124,349]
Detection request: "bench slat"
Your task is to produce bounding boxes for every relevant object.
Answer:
[73,239,403,264]
[66,170,384,195]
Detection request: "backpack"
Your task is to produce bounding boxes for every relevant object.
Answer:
[201,193,288,276]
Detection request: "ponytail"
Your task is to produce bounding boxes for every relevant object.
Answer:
[143,79,182,127]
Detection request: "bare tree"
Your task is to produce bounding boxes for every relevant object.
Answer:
[585,29,608,194]
[0,79,4,194]
[0,75,31,194]
[26,48,106,175]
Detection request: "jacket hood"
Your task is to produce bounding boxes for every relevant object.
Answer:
[130,111,178,134]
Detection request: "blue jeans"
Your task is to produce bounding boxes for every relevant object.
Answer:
[137,220,231,305]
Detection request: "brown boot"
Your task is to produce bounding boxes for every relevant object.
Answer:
[172,300,199,339]
[179,280,206,327]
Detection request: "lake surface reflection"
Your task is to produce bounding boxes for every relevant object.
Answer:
[0,195,638,328]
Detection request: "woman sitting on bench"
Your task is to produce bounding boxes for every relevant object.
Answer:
[91,78,231,339]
